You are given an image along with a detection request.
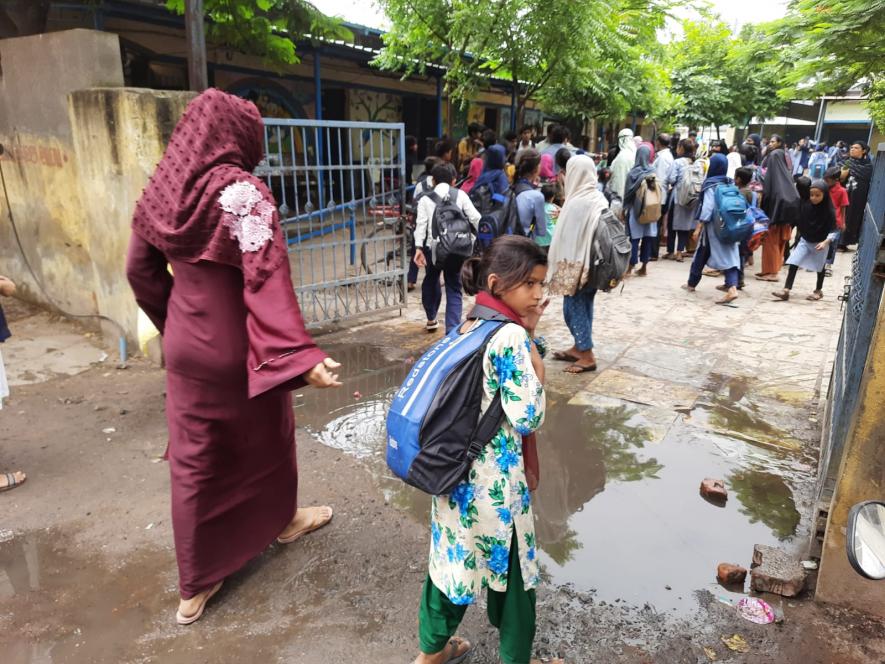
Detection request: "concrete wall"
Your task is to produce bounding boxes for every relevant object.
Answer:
[68,87,194,340]
[0,28,193,345]
[816,294,885,619]
[0,29,124,314]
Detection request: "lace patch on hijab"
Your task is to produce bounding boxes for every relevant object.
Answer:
[219,181,275,253]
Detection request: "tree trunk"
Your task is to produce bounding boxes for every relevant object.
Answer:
[0,0,51,39]
[716,125,721,139]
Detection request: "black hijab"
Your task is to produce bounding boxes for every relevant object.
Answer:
[762,149,800,225]
[798,180,837,243]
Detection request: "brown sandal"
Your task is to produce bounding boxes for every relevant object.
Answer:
[806,291,823,301]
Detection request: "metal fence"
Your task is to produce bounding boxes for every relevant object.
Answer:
[817,147,885,503]
[255,119,408,327]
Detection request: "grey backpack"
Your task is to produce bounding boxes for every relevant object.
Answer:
[589,208,631,292]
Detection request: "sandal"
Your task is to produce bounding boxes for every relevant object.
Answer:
[414,637,473,664]
[771,290,790,301]
[277,506,334,544]
[552,351,578,363]
[0,471,26,492]
[716,291,738,305]
[176,581,223,625]
[564,362,597,374]
[807,291,824,301]
[755,274,779,282]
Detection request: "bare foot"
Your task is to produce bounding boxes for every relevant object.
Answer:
[636,264,647,277]
[681,284,695,292]
[0,276,15,297]
[0,470,26,492]
[177,581,223,625]
[414,636,472,664]
[716,287,738,304]
[278,505,334,544]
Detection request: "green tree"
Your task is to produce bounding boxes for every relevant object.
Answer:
[772,0,885,128]
[667,19,787,133]
[164,0,352,66]
[373,0,669,127]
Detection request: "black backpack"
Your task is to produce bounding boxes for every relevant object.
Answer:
[473,183,529,253]
[588,208,631,292]
[428,189,475,267]
[409,174,433,217]
[385,306,510,495]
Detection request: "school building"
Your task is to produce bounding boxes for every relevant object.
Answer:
[44,0,545,157]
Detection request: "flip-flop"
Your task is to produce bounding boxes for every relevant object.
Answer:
[277,506,334,544]
[552,351,579,362]
[440,637,473,664]
[0,471,26,493]
[176,581,223,626]
[806,292,823,301]
[564,362,596,374]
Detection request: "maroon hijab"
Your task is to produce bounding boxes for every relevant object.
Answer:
[131,88,286,291]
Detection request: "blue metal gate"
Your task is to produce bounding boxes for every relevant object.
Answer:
[817,146,885,503]
[255,119,408,327]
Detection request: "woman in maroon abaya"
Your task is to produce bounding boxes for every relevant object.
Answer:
[126,89,341,625]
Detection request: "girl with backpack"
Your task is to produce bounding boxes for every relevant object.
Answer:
[622,145,658,277]
[513,149,548,239]
[664,138,700,262]
[681,153,741,304]
[771,180,839,302]
[546,155,611,374]
[412,236,558,664]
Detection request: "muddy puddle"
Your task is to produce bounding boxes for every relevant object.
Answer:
[294,345,818,615]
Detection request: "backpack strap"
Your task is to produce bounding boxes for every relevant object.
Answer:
[427,191,443,240]
[466,392,504,462]
[466,304,513,322]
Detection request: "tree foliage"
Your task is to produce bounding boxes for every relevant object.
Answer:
[667,19,786,130]
[772,0,885,127]
[373,0,670,125]
[165,0,352,66]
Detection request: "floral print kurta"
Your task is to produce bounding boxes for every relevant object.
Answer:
[429,322,546,605]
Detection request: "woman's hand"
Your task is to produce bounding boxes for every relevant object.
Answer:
[413,250,427,268]
[305,358,342,389]
[815,240,830,252]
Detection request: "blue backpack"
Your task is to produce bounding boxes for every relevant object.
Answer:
[386,307,510,495]
[713,183,753,244]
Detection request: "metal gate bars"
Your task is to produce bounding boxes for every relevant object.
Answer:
[817,146,885,504]
[255,119,408,327]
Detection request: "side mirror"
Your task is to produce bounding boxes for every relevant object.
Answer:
[846,500,885,580]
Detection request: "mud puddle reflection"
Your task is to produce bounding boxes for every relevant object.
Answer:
[298,346,817,616]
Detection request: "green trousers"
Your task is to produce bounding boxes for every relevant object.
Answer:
[418,533,536,664]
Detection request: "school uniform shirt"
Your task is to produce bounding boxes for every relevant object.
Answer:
[697,187,740,270]
[669,157,698,231]
[654,148,675,205]
[515,184,547,238]
[414,182,482,249]
[428,322,546,604]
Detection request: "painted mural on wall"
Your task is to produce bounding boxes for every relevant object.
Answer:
[348,90,403,167]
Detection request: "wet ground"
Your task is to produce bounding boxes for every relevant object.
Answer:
[3,254,885,663]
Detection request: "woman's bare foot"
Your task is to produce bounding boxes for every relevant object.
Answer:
[563,349,596,373]
[681,284,695,292]
[0,470,26,492]
[414,636,472,664]
[177,580,223,625]
[807,290,823,301]
[716,287,738,304]
[277,505,334,544]
[636,264,648,277]
[0,276,15,297]
[552,347,579,362]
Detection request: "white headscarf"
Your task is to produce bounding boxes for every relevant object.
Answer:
[609,129,637,200]
[546,155,610,297]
